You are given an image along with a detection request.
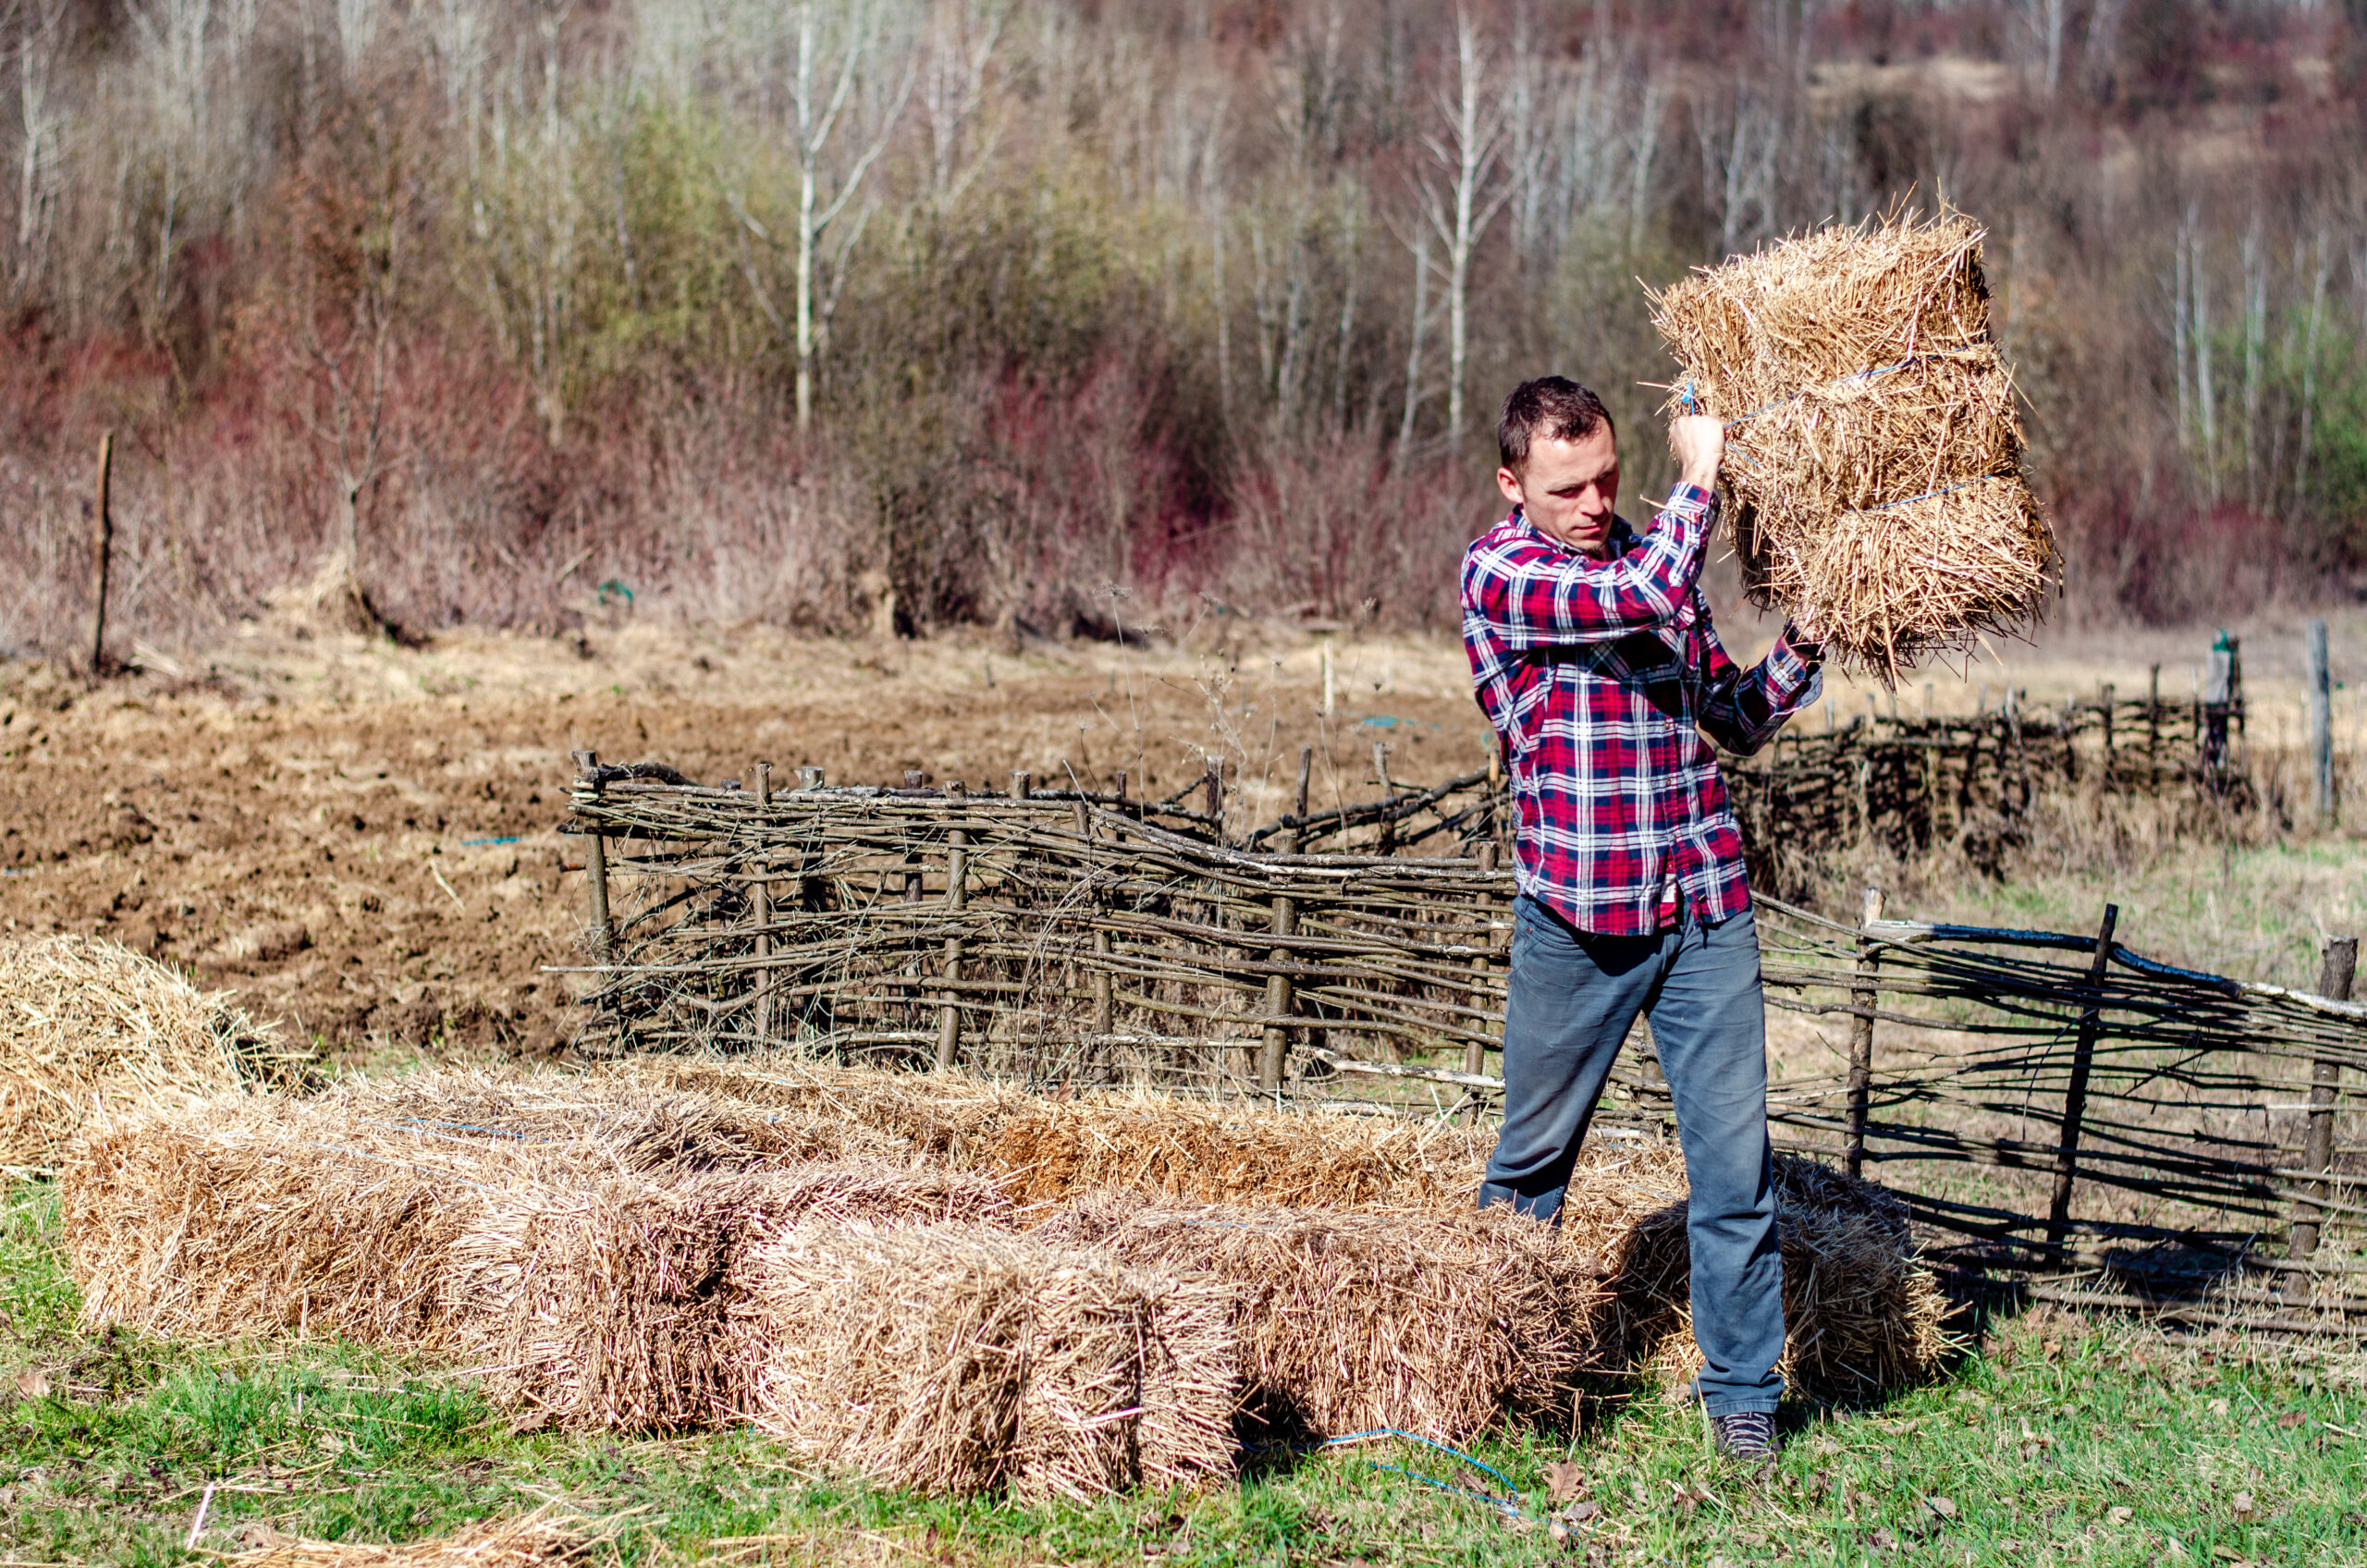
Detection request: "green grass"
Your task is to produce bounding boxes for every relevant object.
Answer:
[1900,826,2367,992]
[5,1184,2366,1565]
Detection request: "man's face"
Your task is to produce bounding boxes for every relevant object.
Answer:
[1497,426,1620,558]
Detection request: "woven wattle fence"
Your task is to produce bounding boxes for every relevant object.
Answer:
[558,737,2367,1338]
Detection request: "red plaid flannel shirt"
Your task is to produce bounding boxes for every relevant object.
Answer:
[1460,484,1821,935]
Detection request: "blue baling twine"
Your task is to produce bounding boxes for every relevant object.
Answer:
[1856,474,2008,511]
[1313,1428,1525,1517]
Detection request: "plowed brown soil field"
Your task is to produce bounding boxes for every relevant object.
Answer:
[3,587,2273,1069]
[0,613,1495,1065]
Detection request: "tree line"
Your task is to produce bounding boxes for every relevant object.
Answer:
[0,0,2361,652]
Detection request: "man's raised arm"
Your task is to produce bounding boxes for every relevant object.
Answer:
[1460,413,1726,649]
[1461,487,1713,647]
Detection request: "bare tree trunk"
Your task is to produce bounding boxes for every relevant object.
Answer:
[1417,10,1510,451]
[2298,226,2331,513]
[1398,226,1429,461]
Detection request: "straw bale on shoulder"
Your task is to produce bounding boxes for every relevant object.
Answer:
[730,1221,1238,1500]
[444,1159,1013,1430]
[1608,1154,1956,1400]
[1036,1193,1609,1443]
[1650,207,2058,679]
[0,935,300,1170]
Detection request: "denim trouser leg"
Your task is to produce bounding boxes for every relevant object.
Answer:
[1476,895,1784,1415]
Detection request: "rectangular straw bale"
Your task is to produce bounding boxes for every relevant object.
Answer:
[443,1159,1015,1430]
[729,1221,1239,1499]
[1035,1194,1608,1443]
[623,1053,1499,1209]
[970,1093,1495,1210]
[608,1055,1022,1163]
[323,1066,906,1174]
[1650,206,2057,680]
[61,1096,493,1343]
[1607,1154,1956,1400]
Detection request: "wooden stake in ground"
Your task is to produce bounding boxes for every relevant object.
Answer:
[2045,902,2118,1261]
[1846,888,1883,1181]
[2292,935,2359,1259]
[87,431,114,677]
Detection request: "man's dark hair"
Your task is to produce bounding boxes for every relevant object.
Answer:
[1497,377,1614,471]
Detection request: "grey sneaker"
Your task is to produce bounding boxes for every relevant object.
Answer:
[1709,1410,1779,1461]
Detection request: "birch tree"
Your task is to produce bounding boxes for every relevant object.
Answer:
[780,0,914,429]
[1411,8,1511,449]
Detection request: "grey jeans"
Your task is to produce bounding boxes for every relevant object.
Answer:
[1477,893,1784,1415]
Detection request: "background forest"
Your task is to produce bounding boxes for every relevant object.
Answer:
[2,0,2364,651]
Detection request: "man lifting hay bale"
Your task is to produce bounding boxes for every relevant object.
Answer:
[1460,379,1822,1462]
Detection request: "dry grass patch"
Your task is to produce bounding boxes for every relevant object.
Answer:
[220,1505,595,1565]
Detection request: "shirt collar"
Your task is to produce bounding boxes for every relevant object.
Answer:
[1510,508,1639,559]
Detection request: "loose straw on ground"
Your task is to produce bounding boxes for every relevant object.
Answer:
[0,935,300,1170]
[219,1504,594,1566]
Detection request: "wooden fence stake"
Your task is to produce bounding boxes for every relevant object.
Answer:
[2045,901,2120,1262]
[1846,887,1883,1180]
[2147,664,2162,790]
[87,431,114,678]
[1466,839,1502,1080]
[1372,741,1396,855]
[2291,934,2358,1259]
[936,783,967,1070]
[1203,755,1223,836]
[1260,748,1312,1096]
[2308,619,2334,823]
[571,750,613,964]
[2100,682,2116,786]
[752,760,772,1047]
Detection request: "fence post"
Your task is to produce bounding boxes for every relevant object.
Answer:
[752,760,772,1047]
[2309,619,2335,824]
[1261,748,1312,1096]
[2291,934,2358,1259]
[1466,840,1504,1082]
[1202,755,1223,839]
[570,750,613,964]
[2147,664,2163,790]
[1846,887,1883,1180]
[2045,901,2120,1262]
[87,431,114,678]
[2005,687,2027,813]
[1372,741,1396,855]
[936,782,967,1070]
[2099,682,2116,787]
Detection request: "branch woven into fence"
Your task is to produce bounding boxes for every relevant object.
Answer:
[557,742,2367,1338]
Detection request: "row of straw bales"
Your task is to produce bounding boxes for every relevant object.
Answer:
[60,1057,1955,1496]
